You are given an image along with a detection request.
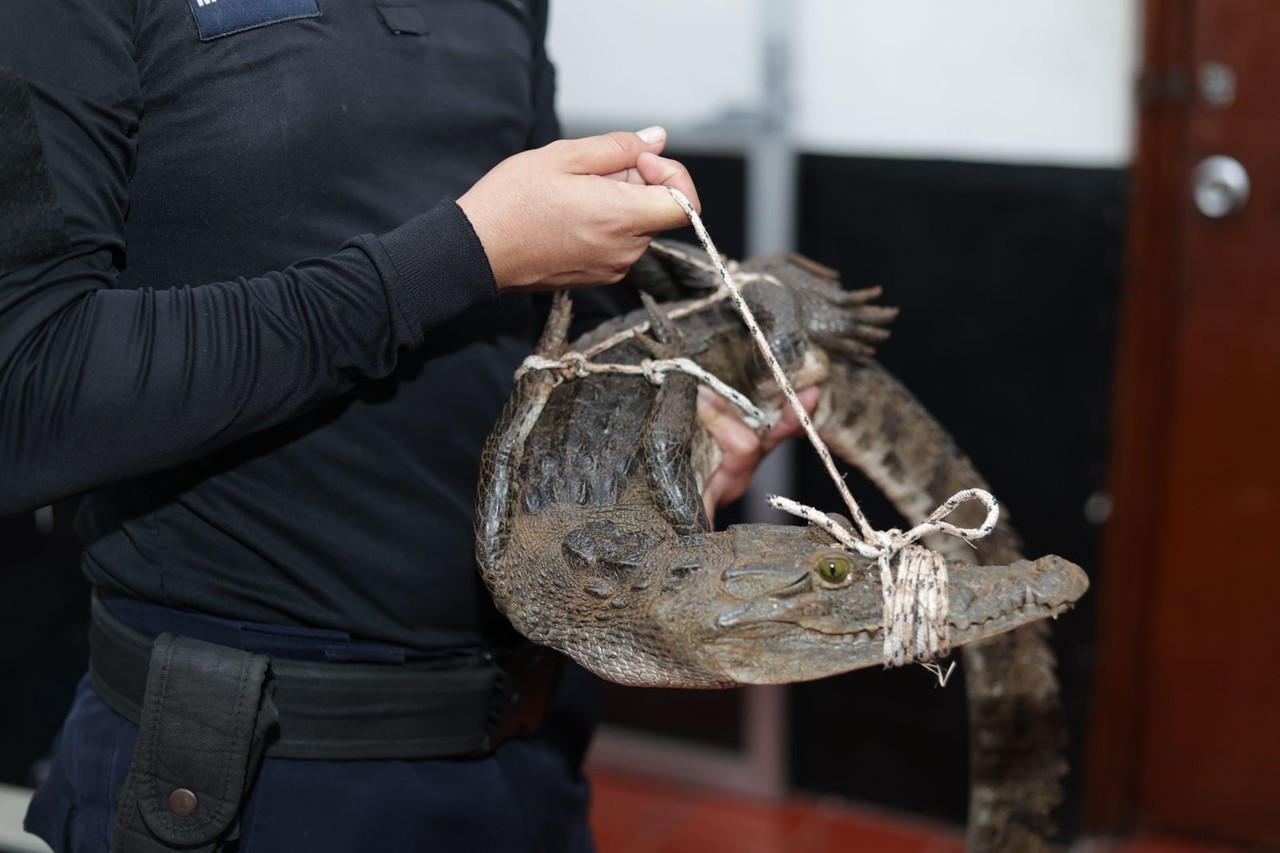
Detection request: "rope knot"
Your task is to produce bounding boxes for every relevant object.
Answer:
[561,351,589,379]
[639,358,666,384]
[868,528,905,557]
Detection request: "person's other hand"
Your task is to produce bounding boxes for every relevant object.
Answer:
[698,384,822,525]
[457,128,700,291]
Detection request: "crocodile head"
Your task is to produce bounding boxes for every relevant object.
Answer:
[639,523,1088,686]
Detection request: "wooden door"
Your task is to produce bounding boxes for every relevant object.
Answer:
[1088,0,1280,845]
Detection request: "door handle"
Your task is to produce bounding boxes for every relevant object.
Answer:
[1192,155,1250,218]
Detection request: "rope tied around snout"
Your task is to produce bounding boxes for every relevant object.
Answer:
[771,490,998,668]
[661,186,1001,673]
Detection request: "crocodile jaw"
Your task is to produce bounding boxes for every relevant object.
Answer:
[693,542,1087,686]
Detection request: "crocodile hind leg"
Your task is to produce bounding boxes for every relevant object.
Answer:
[815,356,1067,853]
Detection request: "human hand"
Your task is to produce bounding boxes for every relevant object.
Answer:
[698,384,822,524]
[457,128,700,292]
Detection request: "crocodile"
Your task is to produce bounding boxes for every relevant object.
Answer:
[475,244,1087,849]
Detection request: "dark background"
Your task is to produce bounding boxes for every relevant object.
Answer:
[789,154,1123,833]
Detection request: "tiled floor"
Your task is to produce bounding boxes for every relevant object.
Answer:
[587,768,1256,853]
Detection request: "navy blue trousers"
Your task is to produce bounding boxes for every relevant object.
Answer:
[25,600,600,853]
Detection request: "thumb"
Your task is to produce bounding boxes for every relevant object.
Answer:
[636,152,701,213]
[556,127,667,176]
[618,183,696,235]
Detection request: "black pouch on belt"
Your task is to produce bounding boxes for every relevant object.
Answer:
[110,634,279,853]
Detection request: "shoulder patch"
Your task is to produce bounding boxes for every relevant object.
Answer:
[0,67,69,277]
[186,0,320,41]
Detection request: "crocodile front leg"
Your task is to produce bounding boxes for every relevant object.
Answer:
[476,292,574,632]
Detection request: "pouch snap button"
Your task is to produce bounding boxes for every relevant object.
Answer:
[169,788,198,817]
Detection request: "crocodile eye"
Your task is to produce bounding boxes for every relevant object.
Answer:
[815,554,852,586]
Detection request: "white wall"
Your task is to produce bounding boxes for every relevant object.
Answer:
[548,0,1141,168]
[547,0,766,130]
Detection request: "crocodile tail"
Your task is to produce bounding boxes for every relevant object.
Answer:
[962,624,1065,853]
[814,356,1065,853]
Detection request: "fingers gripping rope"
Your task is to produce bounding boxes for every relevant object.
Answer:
[662,186,1002,674]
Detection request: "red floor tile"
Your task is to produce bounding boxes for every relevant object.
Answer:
[1086,835,1262,853]
[792,801,964,853]
[589,767,1260,853]
[589,767,964,853]
[590,771,808,853]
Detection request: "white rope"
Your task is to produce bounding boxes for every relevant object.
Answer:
[519,351,770,429]
[662,186,1001,673]
[577,289,730,361]
[647,241,787,292]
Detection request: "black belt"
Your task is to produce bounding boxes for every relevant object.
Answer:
[94,594,565,852]
[89,593,562,761]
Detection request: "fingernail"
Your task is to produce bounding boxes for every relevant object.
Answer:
[636,126,665,144]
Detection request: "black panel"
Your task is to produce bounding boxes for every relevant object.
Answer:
[660,152,748,261]
[598,686,745,751]
[789,155,1126,833]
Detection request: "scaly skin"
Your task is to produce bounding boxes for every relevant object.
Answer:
[474,245,1086,848]
[820,359,1068,852]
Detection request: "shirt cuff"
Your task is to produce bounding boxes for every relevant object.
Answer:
[374,198,499,345]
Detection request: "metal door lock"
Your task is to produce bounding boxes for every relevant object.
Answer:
[1192,155,1250,218]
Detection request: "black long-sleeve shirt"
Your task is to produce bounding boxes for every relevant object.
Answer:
[0,0,559,650]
